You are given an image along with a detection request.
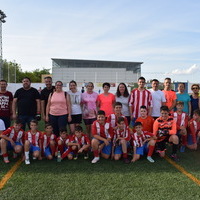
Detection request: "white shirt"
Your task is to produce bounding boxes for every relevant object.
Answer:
[0,119,6,131]
[116,95,130,116]
[149,89,166,117]
[67,90,82,115]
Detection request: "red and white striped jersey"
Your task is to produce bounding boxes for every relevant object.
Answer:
[2,126,24,144]
[107,113,128,128]
[69,134,91,146]
[92,120,113,139]
[173,112,188,130]
[129,89,152,118]
[42,133,57,149]
[131,131,154,147]
[188,118,200,143]
[113,126,130,142]
[57,135,70,146]
[25,130,43,147]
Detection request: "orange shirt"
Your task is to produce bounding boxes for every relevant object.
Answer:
[136,116,154,132]
[162,90,177,109]
[97,93,115,117]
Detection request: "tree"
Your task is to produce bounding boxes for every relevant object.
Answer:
[2,60,51,83]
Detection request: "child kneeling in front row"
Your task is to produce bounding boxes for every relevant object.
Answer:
[24,120,43,165]
[112,116,130,164]
[42,123,57,160]
[0,119,24,163]
[91,110,113,164]
[131,122,156,163]
[66,125,90,160]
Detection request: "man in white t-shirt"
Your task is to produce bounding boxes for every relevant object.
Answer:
[149,79,166,119]
[0,119,6,133]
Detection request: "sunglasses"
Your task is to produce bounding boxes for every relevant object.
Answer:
[192,87,199,90]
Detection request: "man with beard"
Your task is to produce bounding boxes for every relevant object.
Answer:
[12,77,40,130]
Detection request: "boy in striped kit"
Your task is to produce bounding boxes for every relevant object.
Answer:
[91,110,113,164]
[173,101,188,152]
[42,123,57,160]
[107,102,128,129]
[112,117,130,163]
[66,125,90,160]
[0,119,24,163]
[24,120,42,165]
[131,122,156,163]
[187,109,200,150]
[129,77,153,126]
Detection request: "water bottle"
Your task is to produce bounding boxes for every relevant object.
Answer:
[57,151,62,162]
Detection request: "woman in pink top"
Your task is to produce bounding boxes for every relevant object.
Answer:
[46,81,71,136]
[81,82,98,138]
[97,82,115,117]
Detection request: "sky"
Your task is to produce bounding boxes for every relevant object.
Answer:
[1,0,200,82]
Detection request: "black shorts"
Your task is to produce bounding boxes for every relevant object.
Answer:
[83,118,96,125]
[68,114,82,124]
[156,136,170,151]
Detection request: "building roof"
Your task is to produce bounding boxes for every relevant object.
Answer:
[52,58,143,72]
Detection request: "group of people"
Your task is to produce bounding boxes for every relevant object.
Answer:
[0,76,199,165]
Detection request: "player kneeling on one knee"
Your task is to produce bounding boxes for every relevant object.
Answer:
[153,106,179,161]
[42,123,57,160]
[57,128,71,161]
[24,120,43,165]
[0,119,24,163]
[131,122,156,163]
[91,110,113,164]
[112,117,131,164]
[66,125,90,160]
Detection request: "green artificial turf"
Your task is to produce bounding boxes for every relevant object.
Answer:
[1,121,200,200]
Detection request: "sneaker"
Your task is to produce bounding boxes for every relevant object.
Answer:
[73,154,78,160]
[180,146,185,153]
[123,158,130,164]
[3,159,10,164]
[91,157,100,164]
[25,159,30,165]
[147,156,155,163]
[33,156,37,160]
[170,154,179,162]
[84,153,89,160]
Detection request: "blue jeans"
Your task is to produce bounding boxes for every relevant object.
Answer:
[49,114,68,137]
[18,115,35,130]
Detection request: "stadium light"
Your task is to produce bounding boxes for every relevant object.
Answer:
[0,10,6,80]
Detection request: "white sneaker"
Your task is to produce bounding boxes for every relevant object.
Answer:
[33,156,37,160]
[25,159,30,165]
[91,157,100,164]
[147,156,155,163]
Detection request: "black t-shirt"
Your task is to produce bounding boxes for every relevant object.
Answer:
[40,86,55,108]
[14,87,40,116]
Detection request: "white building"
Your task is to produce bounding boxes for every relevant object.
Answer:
[52,58,142,86]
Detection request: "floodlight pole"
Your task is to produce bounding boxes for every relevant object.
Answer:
[0,10,6,80]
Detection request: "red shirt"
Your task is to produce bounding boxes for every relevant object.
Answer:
[131,131,154,147]
[129,89,152,118]
[42,133,57,149]
[57,135,70,146]
[0,91,13,117]
[113,126,130,142]
[69,134,91,146]
[173,112,188,130]
[92,120,113,139]
[107,113,128,128]
[2,126,24,144]
[25,130,42,147]
[188,119,200,143]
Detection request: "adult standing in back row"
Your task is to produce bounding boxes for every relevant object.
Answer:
[0,80,13,129]
[97,82,115,117]
[40,76,55,121]
[12,77,41,130]
[129,77,152,125]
